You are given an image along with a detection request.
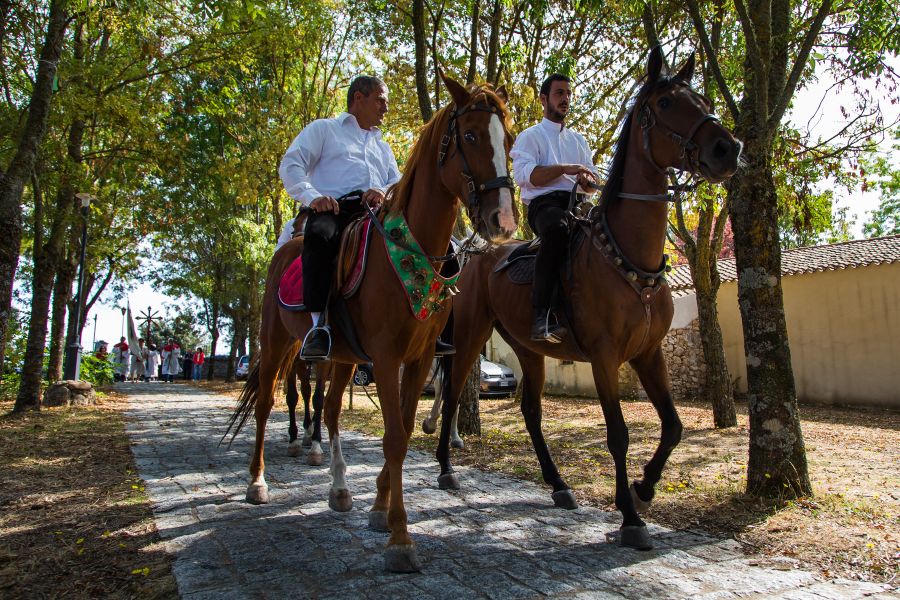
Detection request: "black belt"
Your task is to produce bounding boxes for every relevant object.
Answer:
[530,190,586,205]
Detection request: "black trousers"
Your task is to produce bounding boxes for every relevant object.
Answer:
[302,196,367,311]
[527,192,571,310]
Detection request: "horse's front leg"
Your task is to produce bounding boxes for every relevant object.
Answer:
[322,362,355,511]
[246,348,290,504]
[372,356,428,572]
[591,360,652,550]
[301,362,314,448]
[628,345,682,512]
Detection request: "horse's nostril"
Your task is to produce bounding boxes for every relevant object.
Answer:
[488,209,501,230]
[714,138,731,159]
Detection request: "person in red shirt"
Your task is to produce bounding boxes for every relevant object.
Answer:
[192,347,205,381]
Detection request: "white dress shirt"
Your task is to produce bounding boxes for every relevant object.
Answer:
[510,118,598,204]
[279,112,401,207]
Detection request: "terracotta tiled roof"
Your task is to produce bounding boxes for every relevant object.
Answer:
[668,234,900,296]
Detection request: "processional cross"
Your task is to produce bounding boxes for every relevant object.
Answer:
[137,306,160,345]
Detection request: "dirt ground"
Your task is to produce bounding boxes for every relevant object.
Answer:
[0,392,177,599]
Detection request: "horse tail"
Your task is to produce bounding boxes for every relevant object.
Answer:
[220,347,298,447]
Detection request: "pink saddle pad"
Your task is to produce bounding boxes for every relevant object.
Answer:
[278,255,306,311]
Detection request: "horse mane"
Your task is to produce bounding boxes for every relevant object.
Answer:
[598,74,679,209]
[385,85,512,215]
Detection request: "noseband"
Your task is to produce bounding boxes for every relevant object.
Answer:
[638,85,719,178]
[438,102,514,213]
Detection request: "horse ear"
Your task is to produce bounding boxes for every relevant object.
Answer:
[441,71,470,108]
[675,51,696,84]
[494,85,509,105]
[647,45,664,82]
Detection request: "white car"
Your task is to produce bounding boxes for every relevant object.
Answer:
[236,355,250,380]
[423,355,517,398]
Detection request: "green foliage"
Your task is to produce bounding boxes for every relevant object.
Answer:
[0,373,20,402]
[862,150,900,237]
[79,354,114,386]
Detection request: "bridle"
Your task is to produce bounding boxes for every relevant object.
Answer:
[438,101,515,216]
[623,82,719,203]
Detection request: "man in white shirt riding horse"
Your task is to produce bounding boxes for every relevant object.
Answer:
[279,75,454,359]
[510,73,599,343]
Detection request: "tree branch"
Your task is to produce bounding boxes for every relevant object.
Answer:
[768,0,834,129]
[684,0,740,120]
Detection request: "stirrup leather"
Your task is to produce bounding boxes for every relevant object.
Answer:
[300,325,332,361]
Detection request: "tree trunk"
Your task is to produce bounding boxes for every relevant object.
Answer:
[206,300,220,380]
[485,0,502,85]
[457,360,481,436]
[0,0,68,375]
[46,261,75,382]
[412,0,432,122]
[248,266,259,361]
[466,0,480,85]
[694,285,736,427]
[729,140,811,498]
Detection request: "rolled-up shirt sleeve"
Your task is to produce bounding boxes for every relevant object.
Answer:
[510,130,539,194]
[279,121,326,206]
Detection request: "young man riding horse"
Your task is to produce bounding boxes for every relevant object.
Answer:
[278,75,456,360]
[510,73,599,343]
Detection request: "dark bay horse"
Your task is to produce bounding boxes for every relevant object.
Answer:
[435,47,741,550]
[284,356,332,465]
[225,73,517,572]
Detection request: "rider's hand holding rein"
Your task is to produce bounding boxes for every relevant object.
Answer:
[311,195,339,213]
[362,188,385,208]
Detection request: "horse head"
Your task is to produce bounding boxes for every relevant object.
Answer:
[439,72,518,243]
[636,46,741,183]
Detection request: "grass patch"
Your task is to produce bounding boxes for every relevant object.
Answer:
[0,392,176,598]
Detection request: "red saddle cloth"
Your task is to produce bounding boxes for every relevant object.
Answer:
[278,219,372,312]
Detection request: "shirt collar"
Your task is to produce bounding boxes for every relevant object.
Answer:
[540,117,565,134]
[338,112,382,138]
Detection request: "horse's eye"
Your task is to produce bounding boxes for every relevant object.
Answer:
[658,97,672,110]
[463,131,476,144]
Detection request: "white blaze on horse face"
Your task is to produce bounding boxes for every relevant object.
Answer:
[488,114,516,234]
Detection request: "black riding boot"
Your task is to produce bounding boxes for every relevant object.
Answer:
[530,307,567,343]
[434,338,456,356]
[301,327,332,361]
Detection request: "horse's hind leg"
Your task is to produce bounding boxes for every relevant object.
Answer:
[514,346,577,509]
[306,362,329,466]
[628,345,682,512]
[323,362,355,512]
[300,361,314,447]
[247,339,293,504]
[591,359,652,550]
[286,357,303,457]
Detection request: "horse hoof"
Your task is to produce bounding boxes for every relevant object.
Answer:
[438,472,460,490]
[307,451,324,466]
[551,489,579,510]
[246,483,269,505]
[630,482,652,513]
[328,488,353,512]
[620,525,653,551]
[421,419,436,435]
[384,544,422,573]
[287,442,302,457]
[450,438,465,449]
[368,510,390,532]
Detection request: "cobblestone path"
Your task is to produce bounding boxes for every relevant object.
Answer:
[123,384,895,599]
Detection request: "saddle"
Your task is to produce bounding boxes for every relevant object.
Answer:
[277,215,374,311]
[494,226,586,285]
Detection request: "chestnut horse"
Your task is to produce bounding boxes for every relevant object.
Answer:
[225,73,517,572]
[435,47,741,551]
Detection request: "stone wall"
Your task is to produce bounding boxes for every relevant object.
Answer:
[659,317,706,401]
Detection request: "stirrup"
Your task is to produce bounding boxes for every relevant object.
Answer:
[300,325,332,361]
